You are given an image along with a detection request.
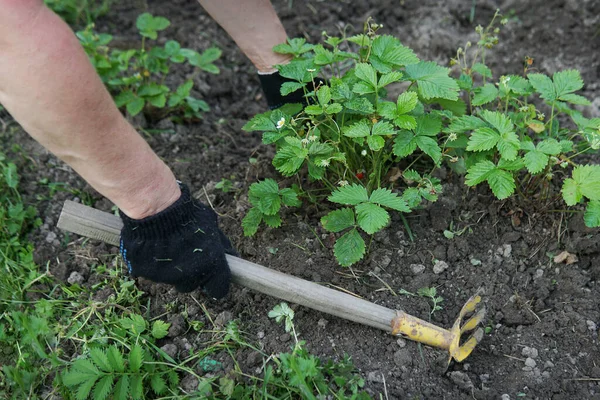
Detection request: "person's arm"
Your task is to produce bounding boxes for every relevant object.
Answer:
[0,0,232,298]
[197,0,291,73]
[0,0,180,219]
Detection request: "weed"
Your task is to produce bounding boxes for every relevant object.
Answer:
[76,13,220,121]
[417,287,444,319]
[215,178,234,193]
[45,0,113,26]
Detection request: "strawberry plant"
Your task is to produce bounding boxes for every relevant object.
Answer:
[446,11,600,226]
[243,21,452,266]
[244,12,599,269]
[76,13,220,121]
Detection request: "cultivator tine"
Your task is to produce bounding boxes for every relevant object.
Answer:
[390,289,486,363]
[460,306,486,334]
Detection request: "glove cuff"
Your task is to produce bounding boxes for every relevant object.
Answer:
[119,183,197,240]
[258,70,289,109]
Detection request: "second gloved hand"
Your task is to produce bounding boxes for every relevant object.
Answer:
[119,183,234,299]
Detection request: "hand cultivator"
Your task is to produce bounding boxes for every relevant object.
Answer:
[58,200,486,363]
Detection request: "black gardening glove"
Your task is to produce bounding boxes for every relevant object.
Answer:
[258,71,326,109]
[119,183,234,299]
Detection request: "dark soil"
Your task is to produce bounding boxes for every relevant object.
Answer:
[8,0,600,398]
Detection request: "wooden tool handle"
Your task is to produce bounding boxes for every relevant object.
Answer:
[58,200,397,333]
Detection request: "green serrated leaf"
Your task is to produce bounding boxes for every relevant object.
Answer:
[343,119,371,138]
[334,229,366,266]
[369,35,419,73]
[93,375,114,400]
[573,165,600,201]
[472,83,498,106]
[523,151,548,174]
[89,348,112,373]
[415,115,441,137]
[129,344,143,373]
[472,63,492,78]
[280,188,301,207]
[535,139,561,155]
[151,374,167,395]
[497,131,520,161]
[242,208,263,236]
[393,131,417,157]
[281,82,305,96]
[62,369,97,387]
[316,86,331,106]
[369,188,410,212]
[273,38,314,55]
[130,375,143,400]
[326,103,343,114]
[584,200,600,227]
[553,69,584,98]
[107,346,125,373]
[367,135,385,151]
[151,320,171,339]
[328,184,369,205]
[447,115,486,133]
[467,127,500,152]
[416,136,442,164]
[321,208,355,232]
[480,110,514,136]
[487,169,515,199]
[356,203,389,234]
[562,178,581,206]
[378,71,403,88]
[126,96,145,116]
[344,97,375,114]
[273,145,307,176]
[372,120,395,136]
[354,63,378,88]
[113,376,129,400]
[76,377,98,400]
[396,91,418,115]
[560,93,591,105]
[465,160,496,186]
[262,213,282,228]
[405,61,459,100]
[528,73,556,101]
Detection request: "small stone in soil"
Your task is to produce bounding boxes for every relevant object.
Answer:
[367,371,385,383]
[393,348,412,367]
[279,333,291,342]
[160,343,178,358]
[410,264,426,274]
[214,311,233,327]
[45,231,57,243]
[257,331,265,339]
[180,374,199,393]
[396,338,407,348]
[317,318,328,328]
[524,357,537,368]
[167,315,186,338]
[521,346,539,359]
[586,320,597,332]
[448,371,474,391]
[544,360,554,369]
[245,351,262,367]
[67,271,85,285]
[433,260,449,274]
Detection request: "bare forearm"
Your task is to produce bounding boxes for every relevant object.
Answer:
[197,0,291,72]
[0,1,179,218]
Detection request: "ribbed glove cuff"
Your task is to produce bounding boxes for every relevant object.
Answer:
[119,183,197,240]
